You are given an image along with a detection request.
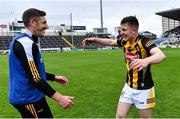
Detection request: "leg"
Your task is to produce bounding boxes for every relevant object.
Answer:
[139,108,152,118]
[33,98,53,118]
[13,104,35,118]
[116,84,133,118]
[134,87,155,118]
[116,101,133,118]
[13,98,53,118]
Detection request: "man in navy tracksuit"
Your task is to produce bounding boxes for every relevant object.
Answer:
[9,8,74,118]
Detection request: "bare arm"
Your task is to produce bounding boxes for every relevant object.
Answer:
[144,47,166,64]
[130,47,166,71]
[82,37,118,47]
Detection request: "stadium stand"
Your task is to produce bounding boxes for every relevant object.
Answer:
[40,35,68,48]
[0,31,112,54]
[63,33,108,50]
[0,36,13,50]
[0,33,71,53]
[155,8,180,48]
[0,18,117,54]
[158,25,180,48]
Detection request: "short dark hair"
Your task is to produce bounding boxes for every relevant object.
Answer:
[121,16,139,29]
[22,8,46,27]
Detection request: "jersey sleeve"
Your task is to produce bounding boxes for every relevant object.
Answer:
[141,38,157,53]
[46,72,55,81]
[116,36,126,47]
[13,40,56,97]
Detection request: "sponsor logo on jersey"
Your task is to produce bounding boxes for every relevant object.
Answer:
[125,52,139,61]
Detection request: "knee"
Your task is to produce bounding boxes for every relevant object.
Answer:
[116,112,126,119]
[139,114,151,118]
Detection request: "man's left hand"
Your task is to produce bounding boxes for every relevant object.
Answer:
[55,76,68,86]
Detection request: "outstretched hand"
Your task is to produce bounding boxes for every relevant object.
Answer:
[82,38,94,48]
[55,76,68,86]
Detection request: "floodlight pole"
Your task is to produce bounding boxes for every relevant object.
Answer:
[100,0,103,29]
[70,12,74,46]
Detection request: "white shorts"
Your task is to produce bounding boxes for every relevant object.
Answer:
[119,83,155,109]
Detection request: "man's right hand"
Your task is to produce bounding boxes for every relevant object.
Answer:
[82,38,94,48]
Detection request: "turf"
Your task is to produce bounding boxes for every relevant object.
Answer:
[0,48,180,118]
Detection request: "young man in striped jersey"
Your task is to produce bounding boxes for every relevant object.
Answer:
[82,16,165,118]
[9,8,74,118]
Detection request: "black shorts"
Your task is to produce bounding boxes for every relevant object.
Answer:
[12,98,53,118]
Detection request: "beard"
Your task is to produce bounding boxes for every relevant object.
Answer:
[34,28,46,37]
[128,35,134,41]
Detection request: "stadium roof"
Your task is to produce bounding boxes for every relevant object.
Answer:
[156,8,180,21]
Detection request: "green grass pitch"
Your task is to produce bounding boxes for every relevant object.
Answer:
[0,48,180,118]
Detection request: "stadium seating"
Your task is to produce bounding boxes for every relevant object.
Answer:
[155,25,180,48]
[0,36,13,50]
[0,35,69,50]
[40,35,68,48]
[0,32,112,54]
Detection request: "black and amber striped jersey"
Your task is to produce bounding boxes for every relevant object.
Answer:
[117,35,157,90]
